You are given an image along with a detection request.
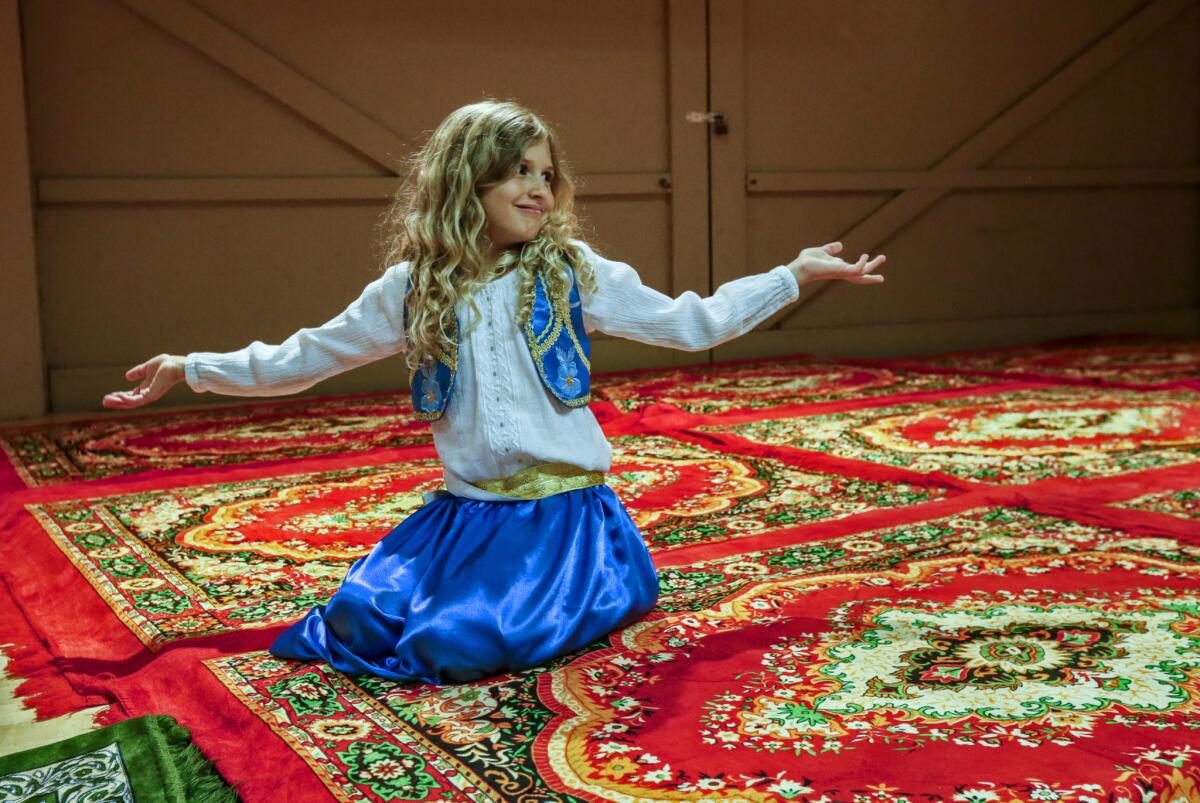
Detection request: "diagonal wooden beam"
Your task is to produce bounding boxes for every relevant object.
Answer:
[116,0,408,172]
[769,0,1196,329]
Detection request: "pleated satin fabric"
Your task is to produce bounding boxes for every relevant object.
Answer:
[269,485,660,685]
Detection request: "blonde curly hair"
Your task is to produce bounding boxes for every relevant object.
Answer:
[377,99,596,373]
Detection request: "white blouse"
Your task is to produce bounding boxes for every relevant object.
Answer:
[184,240,800,499]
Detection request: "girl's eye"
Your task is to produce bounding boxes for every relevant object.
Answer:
[518,165,554,183]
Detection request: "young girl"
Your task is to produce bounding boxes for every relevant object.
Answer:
[102,99,886,685]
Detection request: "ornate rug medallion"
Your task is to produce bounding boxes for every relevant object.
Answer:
[811,594,1197,724]
[0,394,430,487]
[691,586,1200,774]
[203,511,1200,801]
[710,386,1200,484]
[592,360,987,414]
[608,435,947,554]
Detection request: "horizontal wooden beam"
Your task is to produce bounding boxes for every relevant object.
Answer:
[36,173,672,204]
[563,172,673,197]
[747,166,1200,193]
[38,177,396,203]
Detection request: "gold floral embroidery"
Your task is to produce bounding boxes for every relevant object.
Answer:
[408,316,459,422]
[522,268,591,407]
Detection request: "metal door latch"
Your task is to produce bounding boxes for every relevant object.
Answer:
[685,110,729,135]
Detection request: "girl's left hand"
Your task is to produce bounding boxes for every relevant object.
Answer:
[102,354,186,409]
[788,242,886,286]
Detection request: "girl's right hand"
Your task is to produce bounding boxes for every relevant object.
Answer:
[102,354,187,409]
[788,241,886,286]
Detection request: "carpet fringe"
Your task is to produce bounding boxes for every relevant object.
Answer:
[0,576,110,719]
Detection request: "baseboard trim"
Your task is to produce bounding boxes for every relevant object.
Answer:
[714,307,1200,361]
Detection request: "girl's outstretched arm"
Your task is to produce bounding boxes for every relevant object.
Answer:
[578,240,885,352]
[102,264,410,409]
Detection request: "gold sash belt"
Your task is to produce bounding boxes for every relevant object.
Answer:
[472,462,605,501]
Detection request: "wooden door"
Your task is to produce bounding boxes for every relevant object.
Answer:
[707,0,1198,362]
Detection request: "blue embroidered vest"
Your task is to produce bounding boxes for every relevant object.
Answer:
[404,264,591,421]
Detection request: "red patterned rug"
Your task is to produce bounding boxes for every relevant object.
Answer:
[0,391,431,491]
[2,334,1199,800]
[845,333,1200,390]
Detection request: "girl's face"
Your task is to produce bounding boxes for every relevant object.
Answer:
[480,138,556,258]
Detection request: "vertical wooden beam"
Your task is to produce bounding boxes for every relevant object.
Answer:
[0,0,45,421]
[707,0,746,289]
[667,0,711,298]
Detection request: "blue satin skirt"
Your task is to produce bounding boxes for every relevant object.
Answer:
[269,485,660,685]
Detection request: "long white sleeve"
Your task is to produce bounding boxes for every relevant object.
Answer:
[577,241,800,351]
[184,264,409,396]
